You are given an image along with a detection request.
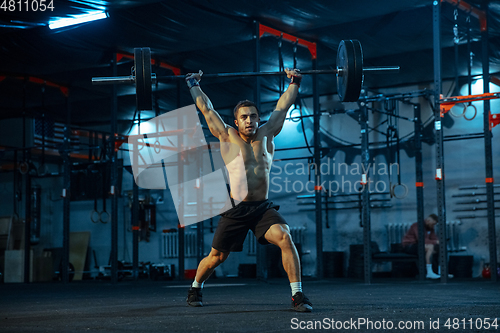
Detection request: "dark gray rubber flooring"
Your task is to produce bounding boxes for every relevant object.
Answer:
[0,278,499,332]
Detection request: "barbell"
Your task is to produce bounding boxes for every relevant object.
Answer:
[92,40,400,110]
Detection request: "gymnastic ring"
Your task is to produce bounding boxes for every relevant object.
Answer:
[391,183,409,199]
[137,137,145,151]
[100,210,110,224]
[463,104,477,121]
[154,140,161,154]
[91,210,100,223]
[449,103,466,118]
[18,161,29,175]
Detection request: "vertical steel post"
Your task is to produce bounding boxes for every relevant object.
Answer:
[254,21,267,281]
[313,56,323,279]
[22,80,31,283]
[23,150,31,283]
[433,0,448,283]
[414,103,426,280]
[481,3,497,282]
[110,54,119,284]
[132,176,139,279]
[360,103,371,284]
[177,82,185,281]
[196,221,204,265]
[132,81,140,281]
[196,155,204,265]
[61,94,71,284]
[13,151,18,222]
[253,21,261,109]
[174,80,185,281]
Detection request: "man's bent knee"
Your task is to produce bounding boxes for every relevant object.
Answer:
[208,248,229,268]
[266,224,294,248]
[280,231,293,248]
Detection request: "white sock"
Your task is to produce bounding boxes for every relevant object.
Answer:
[192,279,204,289]
[438,266,441,275]
[426,264,434,274]
[290,282,302,296]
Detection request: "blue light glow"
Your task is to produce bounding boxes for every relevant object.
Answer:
[49,11,108,30]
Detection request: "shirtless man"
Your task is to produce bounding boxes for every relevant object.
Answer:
[185,68,312,312]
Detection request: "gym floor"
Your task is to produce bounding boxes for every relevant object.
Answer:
[0,278,498,332]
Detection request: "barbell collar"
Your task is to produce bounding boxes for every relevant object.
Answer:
[92,75,134,85]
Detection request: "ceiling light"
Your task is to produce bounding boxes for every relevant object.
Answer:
[49,11,108,30]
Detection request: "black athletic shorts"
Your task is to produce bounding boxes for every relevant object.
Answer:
[212,199,287,253]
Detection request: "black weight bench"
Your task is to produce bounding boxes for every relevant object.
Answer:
[371,242,418,263]
[349,242,420,279]
[372,251,418,263]
[372,243,419,278]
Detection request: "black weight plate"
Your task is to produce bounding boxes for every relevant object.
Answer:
[336,40,364,102]
[135,47,153,111]
[336,40,353,102]
[134,48,144,110]
[141,47,152,110]
[350,39,364,102]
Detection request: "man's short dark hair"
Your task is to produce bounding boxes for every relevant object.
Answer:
[428,214,438,222]
[233,100,260,119]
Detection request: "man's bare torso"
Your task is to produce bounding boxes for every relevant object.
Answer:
[219,126,274,201]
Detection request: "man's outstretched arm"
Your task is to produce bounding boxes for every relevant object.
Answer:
[187,71,228,139]
[264,68,302,136]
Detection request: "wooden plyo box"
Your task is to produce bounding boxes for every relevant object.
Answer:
[70,232,90,281]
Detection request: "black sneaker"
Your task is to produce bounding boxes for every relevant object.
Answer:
[291,292,313,312]
[187,287,203,307]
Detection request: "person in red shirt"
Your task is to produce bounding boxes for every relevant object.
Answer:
[402,214,441,279]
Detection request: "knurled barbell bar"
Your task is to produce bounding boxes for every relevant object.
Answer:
[92,40,400,110]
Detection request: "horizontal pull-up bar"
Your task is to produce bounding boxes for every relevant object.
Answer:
[439,92,500,117]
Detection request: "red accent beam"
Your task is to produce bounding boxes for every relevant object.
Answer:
[442,0,487,31]
[491,76,500,87]
[490,112,500,130]
[259,23,317,59]
[27,76,69,96]
[0,163,16,171]
[439,92,500,117]
[1,75,69,97]
[116,52,181,76]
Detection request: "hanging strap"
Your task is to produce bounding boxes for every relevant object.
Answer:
[278,34,284,95]
[100,163,109,223]
[453,8,460,96]
[467,13,473,104]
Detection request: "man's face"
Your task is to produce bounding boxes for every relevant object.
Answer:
[425,217,438,229]
[234,106,259,137]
